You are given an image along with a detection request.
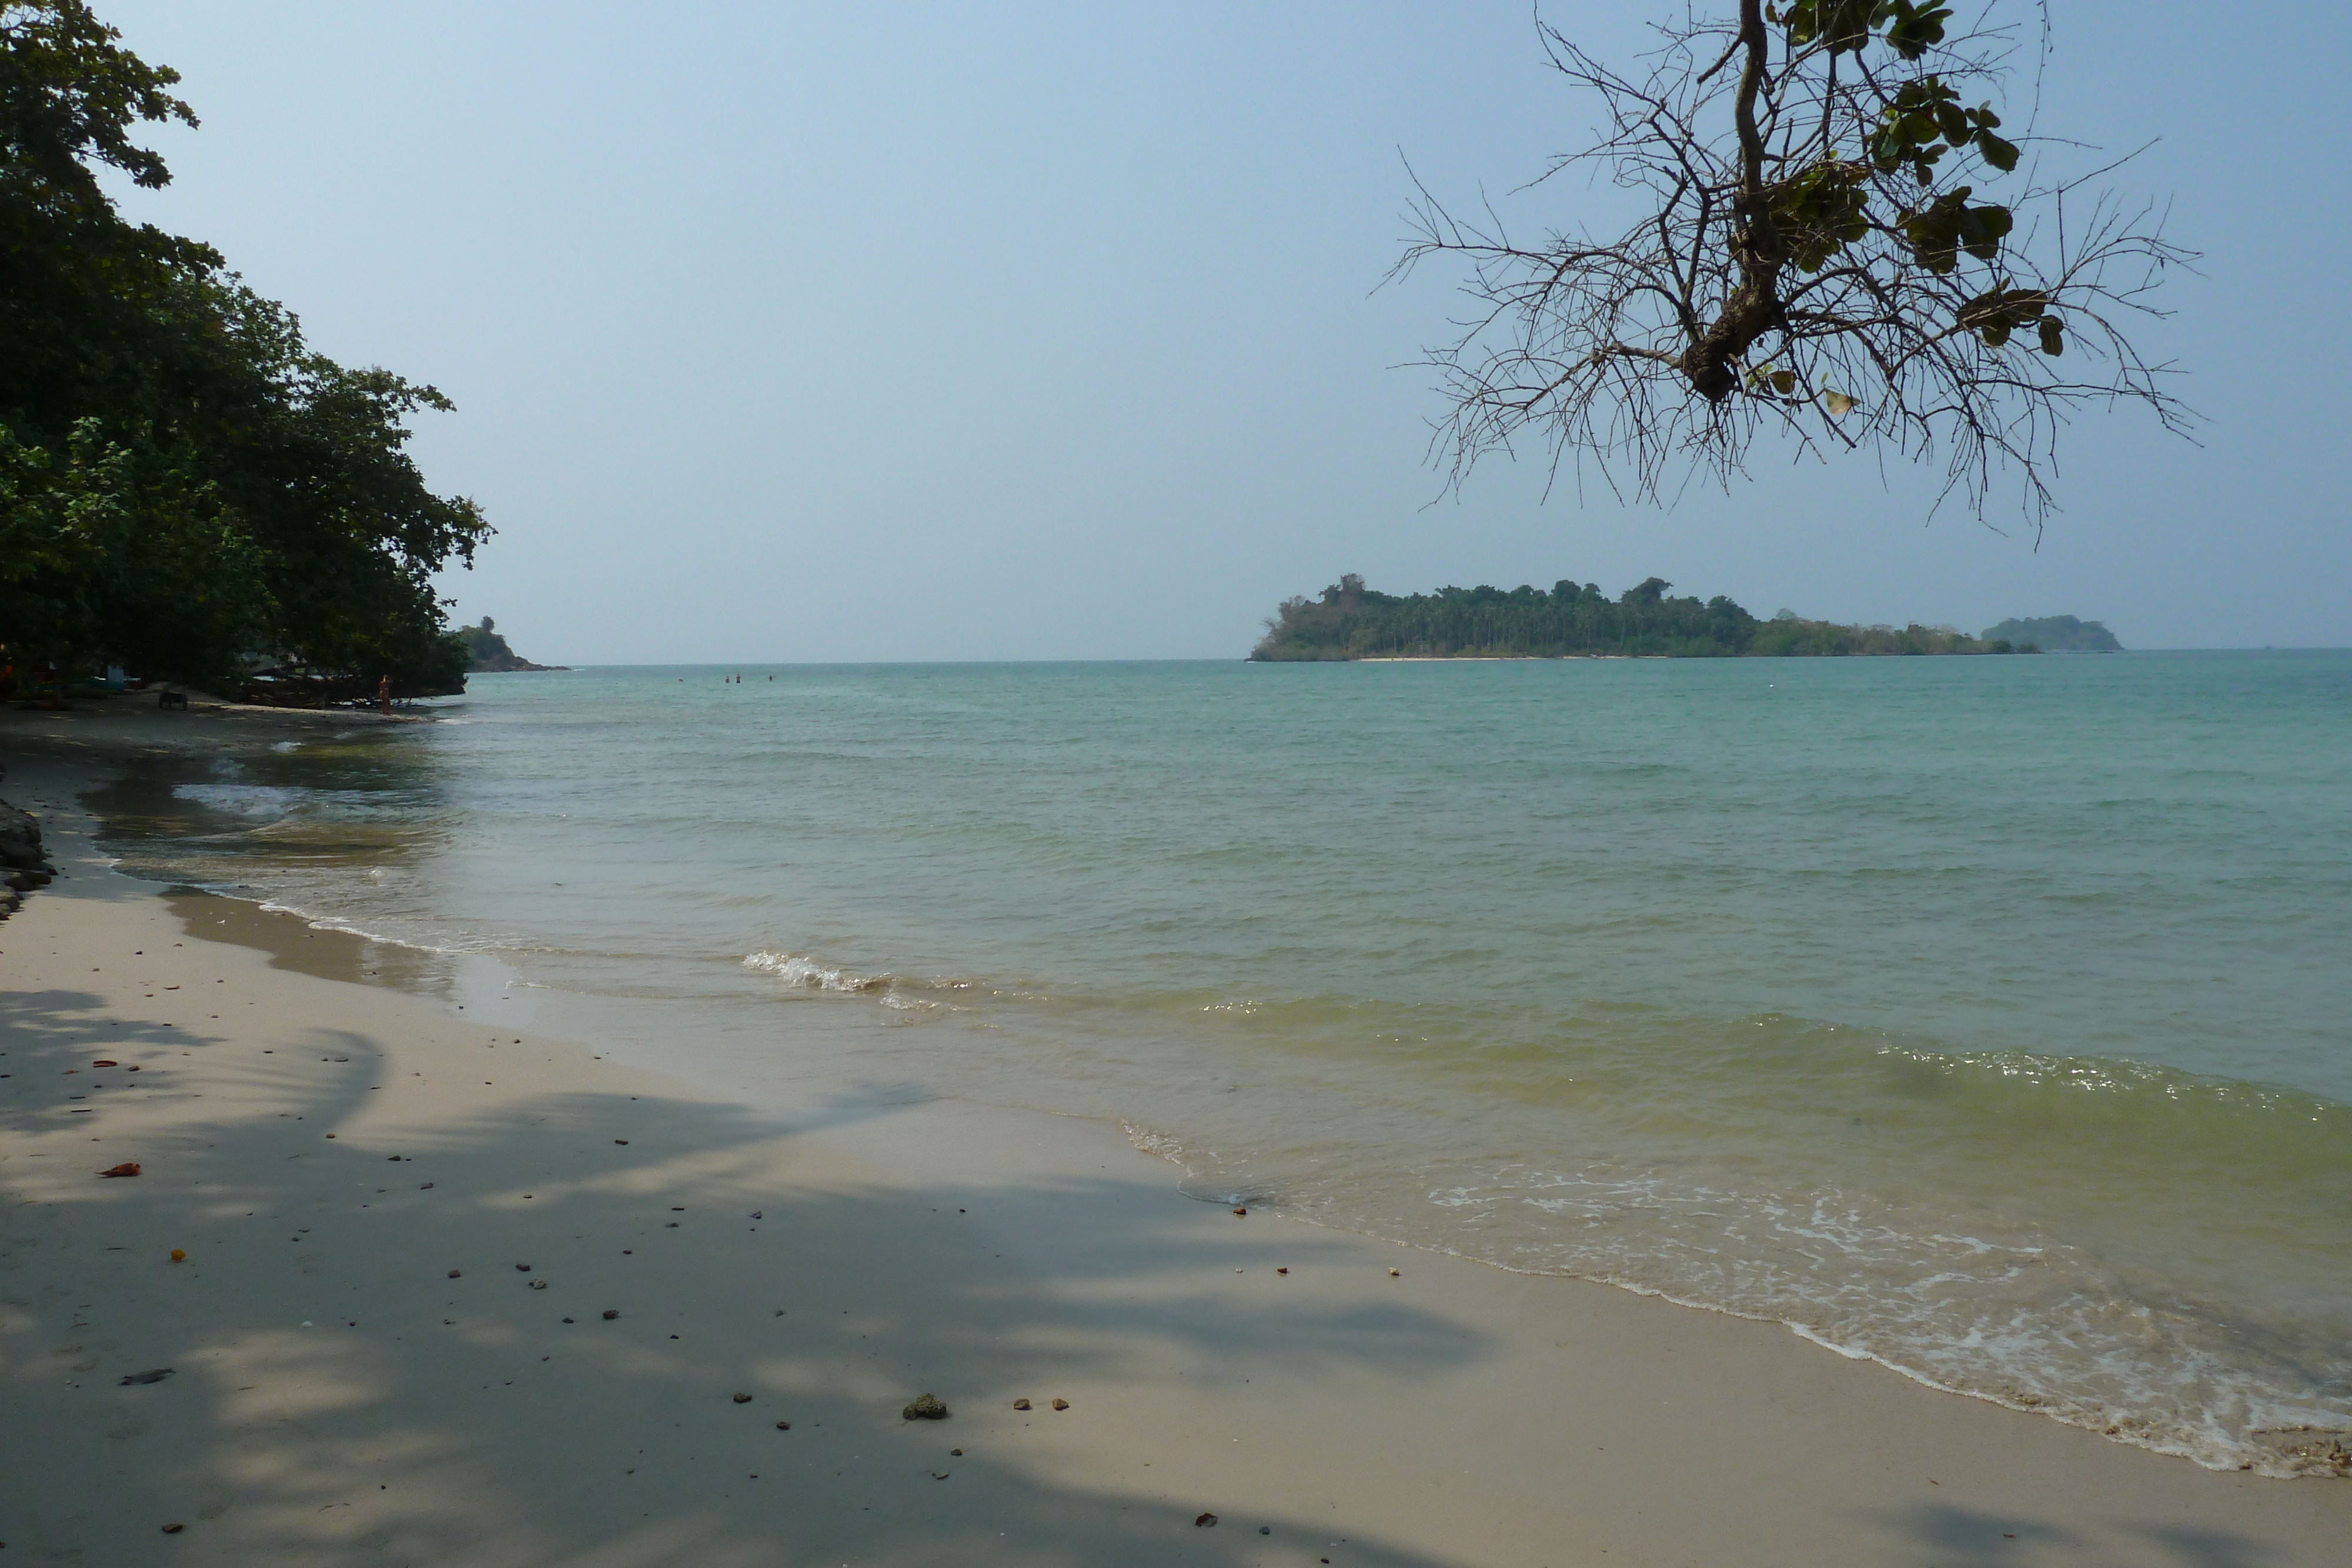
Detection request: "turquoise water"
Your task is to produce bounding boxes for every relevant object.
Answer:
[88,653,2352,1475]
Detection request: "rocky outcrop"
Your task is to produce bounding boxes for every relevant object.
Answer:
[458,618,568,673]
[0,799,55,919]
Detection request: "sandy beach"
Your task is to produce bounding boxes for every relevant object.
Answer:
[3,714,2347,1566]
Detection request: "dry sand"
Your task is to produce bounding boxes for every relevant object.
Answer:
[2,728,2347,1566]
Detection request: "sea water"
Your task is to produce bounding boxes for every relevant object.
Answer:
[84,653,2352,1475]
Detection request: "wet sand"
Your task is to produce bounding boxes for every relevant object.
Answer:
[2,732,2347,1566]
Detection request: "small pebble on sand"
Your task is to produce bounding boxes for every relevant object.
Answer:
[903,1393,949,1420]
[733,1393,753,1403]
[1052,1398,1070,1410]
[1195,1512,1218,1527]
[1012,1398,1030,1410]
[602,1309,619,1319]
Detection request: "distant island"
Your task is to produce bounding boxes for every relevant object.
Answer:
[1980,616,2123,652]
[1251,576,2037,661]
[457,618,567,672]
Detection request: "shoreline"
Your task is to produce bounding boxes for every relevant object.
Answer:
[4,726,2347,1564]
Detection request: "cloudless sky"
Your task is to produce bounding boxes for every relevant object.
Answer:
[96,2,2352,659]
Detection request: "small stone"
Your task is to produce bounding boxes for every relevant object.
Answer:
[1011,1398,1030,1410]
[614,1139,628,1145]
[1051,1398,1069,1411]
[1195,1512,1218,1527]
[1260,1526,1272,1534]
[1231,1206,1246,1216]
[1276,1266,1288,1275]
[775,1421,791,1430]
[528,1279,548,1290]
[161,1522,185,1534]
[515,1263,530,1272]
[1389,1268,1401,1276]
[448,1269,462,1278]
[562,1318,574,1324]
[902,1393,948,1420]
[950,1448,962,1456]
[733,1393,753,1403]
[602,1309,619,1320]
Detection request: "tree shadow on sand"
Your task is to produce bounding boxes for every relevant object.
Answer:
[1862,1503,2281,1568]
[2,989,1482,1567]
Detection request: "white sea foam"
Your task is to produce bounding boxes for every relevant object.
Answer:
[743,950,886,993]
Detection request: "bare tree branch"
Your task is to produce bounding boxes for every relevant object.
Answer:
[1392,1,2196,533]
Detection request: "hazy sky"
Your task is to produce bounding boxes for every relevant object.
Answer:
[99,2,2350,659]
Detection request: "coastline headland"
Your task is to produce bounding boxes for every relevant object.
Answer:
[1,703,2345,1563]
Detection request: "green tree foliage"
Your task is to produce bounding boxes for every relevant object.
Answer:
[1979,614,2120,652]
[0,1,486,694]
[1250,575,2014,660]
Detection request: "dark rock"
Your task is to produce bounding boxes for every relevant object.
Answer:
[1195,1512,1218,1527]
[902,1393,949,1420]
[119,1368,174,1385]
[1051,1398,1070,1411]
[1011,1398,1031,1410]
[602,1309,619,1319]
[733,1393,753,1403]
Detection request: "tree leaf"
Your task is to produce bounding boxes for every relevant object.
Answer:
[1976,132,2019,172]
[1770,369,1798,394]
[1823,389,1858,417]
[2037,317,2064,356]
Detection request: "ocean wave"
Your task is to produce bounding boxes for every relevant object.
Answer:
[173,782,310,821]
[742,950,892,992]
[1123,1121,2352,1479]
[739,951,975,1016]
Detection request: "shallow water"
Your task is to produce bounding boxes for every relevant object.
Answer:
[82,653,2352,1475]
